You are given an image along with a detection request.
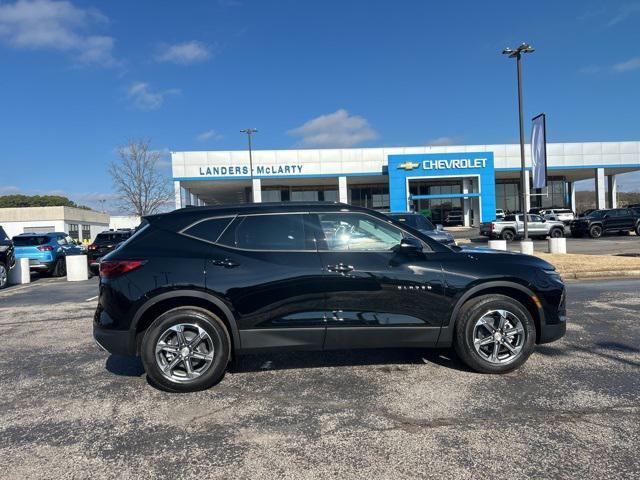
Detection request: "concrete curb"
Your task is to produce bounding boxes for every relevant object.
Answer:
[561,270,640,280]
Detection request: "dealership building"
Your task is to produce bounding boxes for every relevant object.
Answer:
[171,141,640,226]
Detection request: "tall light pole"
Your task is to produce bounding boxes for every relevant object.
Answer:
[240,128,258,202]
[503,42,534,241]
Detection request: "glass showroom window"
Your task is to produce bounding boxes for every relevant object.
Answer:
[68,224,79,240]
[82,224,91,241]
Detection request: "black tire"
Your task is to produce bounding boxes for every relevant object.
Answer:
[501,230,515,242]
[453,294,536,374]
[549,228,564,238]
[141,307,230,392]
[0,261,7,290]
[589,225,603,239]
[52,257,66,277]
[636,224,640,236]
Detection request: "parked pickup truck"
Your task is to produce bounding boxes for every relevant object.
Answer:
[480,214,565,242]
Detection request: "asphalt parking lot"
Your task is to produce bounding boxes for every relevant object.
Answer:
[1,277,639,479]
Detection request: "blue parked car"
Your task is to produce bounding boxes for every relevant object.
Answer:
[12,232,83,277]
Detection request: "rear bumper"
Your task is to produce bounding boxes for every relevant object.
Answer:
[93,324,136,356]
[29,260,55,272]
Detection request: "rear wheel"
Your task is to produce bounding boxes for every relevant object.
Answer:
[501,230,515,242]
[454,294,536,373]
[589,225,603,239]
[636,224,640,236]
[549,228,564,238]
[141,307,230,392]
[0,262,7,289]
[52,257,66,277]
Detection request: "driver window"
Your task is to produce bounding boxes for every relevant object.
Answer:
[317,213,404,251]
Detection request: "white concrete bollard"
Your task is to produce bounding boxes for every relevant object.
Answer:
[66,255,89,281]
[488,240,507,251]
[520,241,534,255]
[548,237,567,254]
[8,258,30,285]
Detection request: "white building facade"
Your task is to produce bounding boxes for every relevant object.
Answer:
[171,141,640,226]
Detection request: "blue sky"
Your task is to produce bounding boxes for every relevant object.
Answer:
[1,0,639,210]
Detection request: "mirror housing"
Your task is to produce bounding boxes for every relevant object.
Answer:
[436,224,444,231]
[398,237,423,252]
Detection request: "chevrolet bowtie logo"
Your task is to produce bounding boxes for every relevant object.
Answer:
[398,161,420,170]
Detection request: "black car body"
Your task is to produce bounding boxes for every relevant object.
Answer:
[88,229,134,272]
[0,226,15,289]
[386,212,456,246]
[94,202,566,392]
[570,208,640,238]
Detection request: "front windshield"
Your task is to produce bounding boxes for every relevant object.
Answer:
[391,214,435,231]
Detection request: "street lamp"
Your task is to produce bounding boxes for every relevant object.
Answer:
[240,128,258,202]
[502,42,534,241]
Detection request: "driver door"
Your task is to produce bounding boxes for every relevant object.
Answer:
[311,212,447,350]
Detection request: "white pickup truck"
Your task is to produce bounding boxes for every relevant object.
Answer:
[480,214,565,242]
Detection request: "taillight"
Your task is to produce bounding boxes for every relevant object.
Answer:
[88,244,97,251]
[490,223,496,231]
[99,260,146,278]
[37,245,54,251]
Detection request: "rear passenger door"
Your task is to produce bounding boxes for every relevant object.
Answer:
[192,213,327,352]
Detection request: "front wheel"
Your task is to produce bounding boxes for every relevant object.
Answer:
[141,307,231,392]
[0,262,7,289]
[636,224,640,236]
[589,225,603,239]
[549,228,564,238]
[454,294,536,373]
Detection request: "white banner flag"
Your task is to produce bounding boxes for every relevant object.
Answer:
[531,113,547,189]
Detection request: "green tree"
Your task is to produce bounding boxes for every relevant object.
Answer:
[0,194,90,209]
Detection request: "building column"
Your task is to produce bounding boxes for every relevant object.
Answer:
[189,191,196,206]
[252,178,262,203]
[462,178,472,226]
[595,168,606,209]
[607,175,617,208]
[568,181,576,213]
[523,170,531,213]
[338,176,348,204]
[174,181,182,209]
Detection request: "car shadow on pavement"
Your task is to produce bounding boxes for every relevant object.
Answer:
[105,355,145,377]
[537,342,640,368]
[229,348,472,374]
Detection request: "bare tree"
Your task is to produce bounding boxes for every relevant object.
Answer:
[109,138,173,216]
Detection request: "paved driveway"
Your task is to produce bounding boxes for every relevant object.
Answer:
[0,278,638,479]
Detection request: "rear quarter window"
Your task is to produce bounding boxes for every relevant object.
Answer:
[183,217,234,243]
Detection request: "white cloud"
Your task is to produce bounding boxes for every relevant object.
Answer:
[426,136,460,146]
[0,185,21,195]
[155,41,213,65]
[127,82,180,110]
[613,57,640,73]
[606,3,640,27]
[288,109,378,148]
[0,0,118,66]
[196,129,223,142]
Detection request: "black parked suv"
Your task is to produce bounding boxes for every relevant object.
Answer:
[94,202,567,392]
[87,229,135,272]
[0,226,15,289]
[570,208,640,238]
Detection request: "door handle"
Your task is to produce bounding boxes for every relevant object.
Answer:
[327,263,354,273]
[211,258,239,268]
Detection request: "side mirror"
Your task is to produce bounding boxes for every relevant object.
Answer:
[603,214,609,219]
[436,224,444,231]
[398,237,423,252]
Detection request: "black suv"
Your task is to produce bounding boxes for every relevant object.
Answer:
[570,208,640,238]
[88,229,134,272]
[0,226,15,289]
[94,202,566,392]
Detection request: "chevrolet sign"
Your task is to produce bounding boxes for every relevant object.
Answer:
[397,162,420,170]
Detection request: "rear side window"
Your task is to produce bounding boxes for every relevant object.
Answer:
[219,214,308,251]
[183,217,233,243]
[13,236,50,246]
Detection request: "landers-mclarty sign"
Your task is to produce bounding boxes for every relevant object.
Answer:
[199,164,304,177]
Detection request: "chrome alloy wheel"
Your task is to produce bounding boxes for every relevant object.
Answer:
[155,323,215,383]
[473,310,525,365]
[0,264,7,288]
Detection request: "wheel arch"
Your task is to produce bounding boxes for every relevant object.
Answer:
[437,281,544,346]
[131,290,241,356]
